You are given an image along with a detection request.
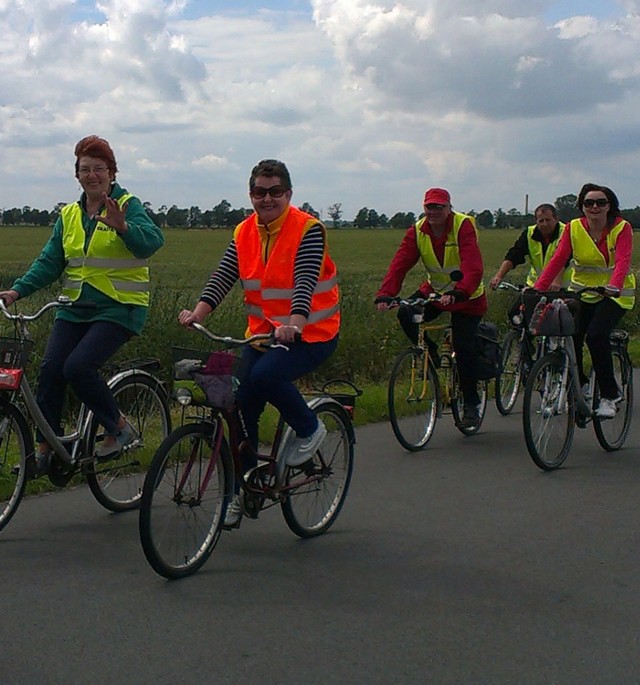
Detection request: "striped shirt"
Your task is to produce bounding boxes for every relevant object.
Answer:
[200,224,325,317]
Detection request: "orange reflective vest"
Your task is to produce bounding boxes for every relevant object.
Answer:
[234,206,340,342]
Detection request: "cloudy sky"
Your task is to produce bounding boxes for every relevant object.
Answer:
[2,0,639,221]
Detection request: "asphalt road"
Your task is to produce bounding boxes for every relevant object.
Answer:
[2,397,640,685]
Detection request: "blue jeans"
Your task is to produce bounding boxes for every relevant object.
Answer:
[36,319,132,442]
[235,335,338,472]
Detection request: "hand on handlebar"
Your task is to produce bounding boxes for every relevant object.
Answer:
[0,290,19,307]
[178,309,204,328]
[604,284,621,298]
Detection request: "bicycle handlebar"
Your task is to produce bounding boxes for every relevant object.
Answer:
[190,322,294,349]
[377,292,445,309]
[0,295,97,322]
[495,282,525,292]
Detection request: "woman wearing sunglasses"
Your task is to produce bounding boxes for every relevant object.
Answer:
[534,183,635,418]
[179,159,340,527]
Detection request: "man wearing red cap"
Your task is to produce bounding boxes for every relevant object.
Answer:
[375,187,487,428]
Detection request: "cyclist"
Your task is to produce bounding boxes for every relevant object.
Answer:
[375,187,486,429]
[489,204,567,292]
[534,183,635,419]
[178,159,340,527]
[0,135,164,474]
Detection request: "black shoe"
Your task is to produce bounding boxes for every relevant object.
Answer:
[12,452,51,478]
[459,405,480,429]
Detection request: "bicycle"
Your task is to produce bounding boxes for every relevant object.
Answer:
[0,296,171,531]
[382,293,488,451]
[522,289,633,471]
[494,282,550,415]
[138,323,359,579]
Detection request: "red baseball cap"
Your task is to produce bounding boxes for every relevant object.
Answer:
[423,187,451,205]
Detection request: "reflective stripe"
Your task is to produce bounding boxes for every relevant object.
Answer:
[67,257,149,269]
[574,265,613,274]
[262,276,339,300]
[64,278,148,293]
[240,279,261,291]
[245,303,340,324]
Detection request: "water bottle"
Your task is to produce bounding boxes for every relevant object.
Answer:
[440,330,452,368]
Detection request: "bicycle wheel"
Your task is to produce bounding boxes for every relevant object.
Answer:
[281,400,354,538]
[86,373,171,512]
[0,401,32,532]
[139,421,231,579]
[523,352,575,470]
[387,348,440,451]
[593,348,633,451]
[451,365,488,436]
[495,330,523,415]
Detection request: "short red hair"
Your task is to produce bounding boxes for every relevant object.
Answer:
[74,135,118,176]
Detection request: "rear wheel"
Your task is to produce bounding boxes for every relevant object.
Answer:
[495,330,523,415]
[523,353,575,470]
[593,348,633,451]
[281,401,353,538]
[86,373,171,512]
[139,421,230,579]
[387,348,440,451]
[0,402,32,532]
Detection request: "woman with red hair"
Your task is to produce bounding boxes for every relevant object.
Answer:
[0,135,164,473]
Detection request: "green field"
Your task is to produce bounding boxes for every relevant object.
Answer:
[2,225,639,402]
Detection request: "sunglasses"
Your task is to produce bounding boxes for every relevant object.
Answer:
[250,185,287,199]
[583,198,609,208]
[425,203,446,210]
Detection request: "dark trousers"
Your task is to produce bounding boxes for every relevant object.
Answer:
[36,319,132,442]
[398,305,482,407]
[574,298,625,399]
[235,335,339,471]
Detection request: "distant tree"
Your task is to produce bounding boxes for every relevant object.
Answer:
[621,206,640,230]
[327,202,343,228]
[555,194,580,223]
[389,211,415,229]
[494,208,508,229]
[226,208,247,226]
[188,206,202,228]
[367,209,379,227]
[378,213,389,228]
[354,207,369,228]
[212,199,231,226]
[476,209,494,228]
[166,205,189,228]
[300,202,320,219]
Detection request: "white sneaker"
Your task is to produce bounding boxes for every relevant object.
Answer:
[286,420,327,466]
[595,397,617,419]
[223,494,242,528]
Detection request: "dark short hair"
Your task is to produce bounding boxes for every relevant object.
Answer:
[249,159,292,191]
[74,135,117,176]
[577,183,620,227]
[534,203,557,218]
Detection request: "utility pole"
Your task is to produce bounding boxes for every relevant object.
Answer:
[525,193,529,215]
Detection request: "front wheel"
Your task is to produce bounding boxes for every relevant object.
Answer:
[281,400,354,538]
[387,348,440,451]
[85,373,171,512]
[139,421,230,579]
[0,401,32,532]
[495,330,523,415]
[523,353,575,471]
[593,349,633,451]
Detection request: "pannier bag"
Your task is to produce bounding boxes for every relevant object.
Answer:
[476,321,501,380]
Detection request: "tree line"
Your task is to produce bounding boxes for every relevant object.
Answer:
[3,193,640,229]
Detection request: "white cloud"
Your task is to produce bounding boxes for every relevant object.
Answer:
[1,0,640,220]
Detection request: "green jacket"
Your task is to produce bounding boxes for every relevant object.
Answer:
[11,183,164,335]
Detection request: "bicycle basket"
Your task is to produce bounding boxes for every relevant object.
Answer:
[0,336,33,370]
[172,347,237,409]
[523,292,579,337]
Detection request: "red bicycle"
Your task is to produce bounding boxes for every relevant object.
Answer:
[138,323,359,579]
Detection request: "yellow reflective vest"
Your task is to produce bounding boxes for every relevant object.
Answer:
[414,212,484,299]
[61,194,151,306]
[568,218,636,309]
[525,223,567,287]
